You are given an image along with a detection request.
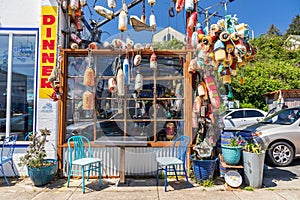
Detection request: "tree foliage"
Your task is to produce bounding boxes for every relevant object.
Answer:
[154,38,185,50]
[266,24,281,36]
[231,36,300,110]
[285,14,300,36]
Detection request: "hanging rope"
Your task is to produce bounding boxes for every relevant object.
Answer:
[142,0,145,17]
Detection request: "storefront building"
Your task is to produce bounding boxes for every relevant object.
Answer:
[0,0,62,176]
[1,0,249,179]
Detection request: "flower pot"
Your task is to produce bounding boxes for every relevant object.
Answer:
[27,159,58,186]
[190,155,218,182]
[222,145,242,165]
[243,151,266,188]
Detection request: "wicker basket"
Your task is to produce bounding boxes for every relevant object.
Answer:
[190,155,217,182]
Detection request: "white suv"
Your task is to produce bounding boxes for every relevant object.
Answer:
[222,108,267,128]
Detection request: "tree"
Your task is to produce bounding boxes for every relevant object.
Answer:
[286,15,300,36]
[230,35,300,110]
[265,24,281,36]
[154,39,185,50]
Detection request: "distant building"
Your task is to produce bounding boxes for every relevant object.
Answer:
[263,89,300,111]
[284,35,300,50]
[152,27,186,44]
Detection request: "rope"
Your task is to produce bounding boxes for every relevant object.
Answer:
[142,0,145,17]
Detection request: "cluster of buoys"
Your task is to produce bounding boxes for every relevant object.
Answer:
[188,14,255,99]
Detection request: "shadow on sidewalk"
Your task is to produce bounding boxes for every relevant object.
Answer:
[116,177,195,190]
[263,164,299,188]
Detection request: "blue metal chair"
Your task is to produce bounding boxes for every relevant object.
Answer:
[156,135,190,192]
[0,135,18,186]
[67,135,102,193]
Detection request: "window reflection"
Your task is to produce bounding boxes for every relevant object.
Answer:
[0,33,36,140]
[0,35,9,138]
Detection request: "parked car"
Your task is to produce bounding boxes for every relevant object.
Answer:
[237,106,300,167]
[222,108,267,128]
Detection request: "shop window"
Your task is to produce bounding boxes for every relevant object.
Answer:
[0,29,37,141]
[62,50,186,145]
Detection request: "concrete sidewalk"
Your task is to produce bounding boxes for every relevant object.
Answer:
[1,166,300,200]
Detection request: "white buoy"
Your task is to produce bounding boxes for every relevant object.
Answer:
[149,13,156,30]
[185,0,194,12]
[118,9,128,32]
[108,0,116,9]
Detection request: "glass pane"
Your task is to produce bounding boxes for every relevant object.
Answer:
[230,111,243,119]
[66,56,96,142]
[65,53,185,144]
[0,34,9,139]
[11,34,36,140]
[246,110,264,117]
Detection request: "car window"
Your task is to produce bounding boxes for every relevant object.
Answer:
[245,110,264,117]
[263,107,300,125]
[229,110,244,119]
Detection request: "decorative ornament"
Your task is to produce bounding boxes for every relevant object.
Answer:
[150,52,157,70]
[94,6,114,20]
[118,3,128,32]
[82,90,94,110]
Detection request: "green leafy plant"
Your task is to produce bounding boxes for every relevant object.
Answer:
[243,186,254,191]
[226,135,243,147]
[200,179,214,187]
[244,141,263,154]
[18,128,52,169]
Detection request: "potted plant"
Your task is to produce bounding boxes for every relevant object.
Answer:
[243,141,266,188]
[18,128,58,186]
[190,133,218,183]
[221,135,243,165]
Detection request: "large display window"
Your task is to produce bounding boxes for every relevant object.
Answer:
[0,29,38,141]
[59,49,192,146]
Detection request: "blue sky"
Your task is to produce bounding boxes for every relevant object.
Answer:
[84,0,299,42]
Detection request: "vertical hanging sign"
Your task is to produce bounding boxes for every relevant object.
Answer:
[39,5,58,98]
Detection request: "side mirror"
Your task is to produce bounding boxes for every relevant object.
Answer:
[225,116,232,120]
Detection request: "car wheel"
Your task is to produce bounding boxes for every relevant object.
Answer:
[266,141,294,167]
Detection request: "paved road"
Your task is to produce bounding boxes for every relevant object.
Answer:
[263,158,300,189]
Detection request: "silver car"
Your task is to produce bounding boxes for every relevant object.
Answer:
[238,106,300,167]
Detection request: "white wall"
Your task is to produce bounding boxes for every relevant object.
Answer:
[0,0,60,177]
[0,0,40,27]
[153,27,186,43]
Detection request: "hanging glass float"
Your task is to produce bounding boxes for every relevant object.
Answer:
[108,0,116,9]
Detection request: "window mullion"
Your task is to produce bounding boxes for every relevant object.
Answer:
[5,32,13,137]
